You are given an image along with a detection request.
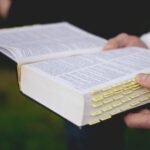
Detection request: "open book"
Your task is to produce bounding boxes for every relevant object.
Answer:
[0,22,150,126]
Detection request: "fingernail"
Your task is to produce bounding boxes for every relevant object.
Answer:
[103,45,113,50]
[103,45,109,50]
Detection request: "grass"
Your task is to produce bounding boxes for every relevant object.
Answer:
[0,66,67,150]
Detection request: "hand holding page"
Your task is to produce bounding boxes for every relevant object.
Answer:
[0,22,150,126]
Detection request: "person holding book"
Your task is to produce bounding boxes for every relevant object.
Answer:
[104,33,150,129]
[0,1,127,149]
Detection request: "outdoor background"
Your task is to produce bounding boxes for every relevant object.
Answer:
[0,0,150,149]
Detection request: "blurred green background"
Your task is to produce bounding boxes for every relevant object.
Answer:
[0,58,150,150]
[0,59,67,150]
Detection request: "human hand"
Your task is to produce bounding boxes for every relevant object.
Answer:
[124,109,150,129]
[103,33,150,129]
[103,33,148,50]
[0,0,12,18]
[124,73,150,129]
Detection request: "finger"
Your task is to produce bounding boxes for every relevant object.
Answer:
[115,33,131,47]
[124,113,150,129]
[127,35,148,48]
[103,39,120,50]
[136,73,150,88]
[140,109,150,114]
[103,33,130,50]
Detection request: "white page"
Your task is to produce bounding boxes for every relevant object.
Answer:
[26,47,150,93]
[0,22,106,63]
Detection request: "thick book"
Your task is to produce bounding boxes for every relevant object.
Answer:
[0,22,150,127]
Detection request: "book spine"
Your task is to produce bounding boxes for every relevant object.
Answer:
[17,64,21,88]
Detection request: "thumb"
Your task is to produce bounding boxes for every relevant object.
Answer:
[136,73,150,88]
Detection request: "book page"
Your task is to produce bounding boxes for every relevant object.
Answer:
[26,47,150,93]
[0,22,106,63]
